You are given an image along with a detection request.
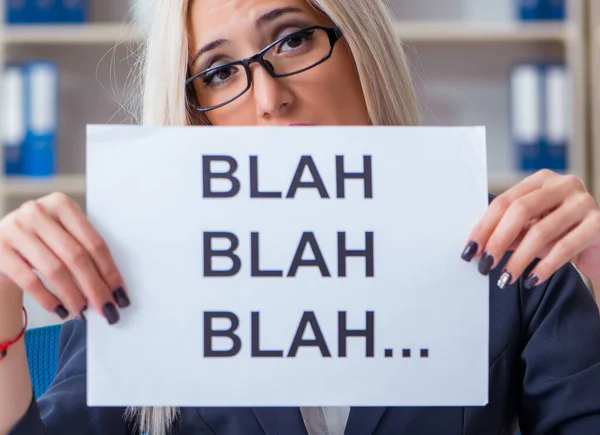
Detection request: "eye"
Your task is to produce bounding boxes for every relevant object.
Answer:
[202,65,239,87]
[277,29,315,54]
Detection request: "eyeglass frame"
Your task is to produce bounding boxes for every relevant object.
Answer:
[185,25,344,113]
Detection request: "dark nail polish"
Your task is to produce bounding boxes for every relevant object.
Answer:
[524,274,539,289]
[113,287,131,309]
[478,253,494,276]
[461,241,478,262]
[54,305,69,320]
[102,302,120,325]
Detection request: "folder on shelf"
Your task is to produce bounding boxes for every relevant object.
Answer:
[31,0,58,23]
[22,61,59,177]
[5,0,55,24]
[517,0,543,21]
[2,64,26,176]
[510,62,543,172]
[57,0,88,23]
[5,0,30,23]
[541,62,569,171]
[4,0,88,24]
[542,0,566,20]
[516,0,565,21]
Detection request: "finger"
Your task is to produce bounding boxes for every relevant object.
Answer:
[0,243,65,315]
[496,193,592,288]
[5,222,86,320]
[506,217,540,251]
[476,182,575,276]
[37,193,130,308]
[461,170,559,261]
[17,200,120,323]
[500,169,555,198]
[522,210,600,289]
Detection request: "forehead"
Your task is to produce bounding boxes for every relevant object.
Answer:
[189,0,319,31]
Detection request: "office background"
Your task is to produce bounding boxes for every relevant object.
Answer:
[0,0,594,327]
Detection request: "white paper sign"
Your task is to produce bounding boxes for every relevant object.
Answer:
[86,125,490,407]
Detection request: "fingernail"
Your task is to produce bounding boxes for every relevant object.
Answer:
[478,253,494,275]
[461,241,478,262]
[497,270,512,289]
[102,302,120,325]
[524,274,539,289]
[54,305,69,320]
[113,287,131,309]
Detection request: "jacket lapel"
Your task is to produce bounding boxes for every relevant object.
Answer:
[344,407,387,435]
[252,407,308,435]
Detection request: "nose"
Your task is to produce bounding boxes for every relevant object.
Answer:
[249,62,294,121]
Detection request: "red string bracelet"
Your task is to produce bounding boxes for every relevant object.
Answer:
[0,307,27,361]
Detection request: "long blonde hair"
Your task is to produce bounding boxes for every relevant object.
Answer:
[125,0,420,433]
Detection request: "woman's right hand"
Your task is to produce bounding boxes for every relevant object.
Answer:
[0,192,129,325]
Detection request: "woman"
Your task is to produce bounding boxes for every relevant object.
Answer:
[1,0,600,434]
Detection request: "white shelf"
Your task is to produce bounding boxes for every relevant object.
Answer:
[488,172,529,192]
[393,21,572,42]
[0,21,572,45]
[1,175,86,196]
[0,172,527,196]
[0,23,145,44]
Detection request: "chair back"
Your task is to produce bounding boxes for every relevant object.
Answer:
[24,324,61,399]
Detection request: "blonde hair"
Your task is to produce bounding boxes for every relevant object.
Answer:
[125,0,419,433]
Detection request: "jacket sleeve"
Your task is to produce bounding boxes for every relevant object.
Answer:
[518,261,600,434]
[9,319,131,435]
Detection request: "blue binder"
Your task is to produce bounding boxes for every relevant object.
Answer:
[5,0,89,23]
[510,62,543,172]
[5,0,31,23]
[31,0,58,23]
[2,64,26,175]
[542,0,566,20]
[517,0,543,20]
[22,61,59,177]
[57,0,88,23]
[541,62,569,171]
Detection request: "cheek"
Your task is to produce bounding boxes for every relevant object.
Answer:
[333,48,367,107]
[300,57,368,123]
[205,102,257,126]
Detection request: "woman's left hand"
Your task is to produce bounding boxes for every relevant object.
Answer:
[460,169,600,296]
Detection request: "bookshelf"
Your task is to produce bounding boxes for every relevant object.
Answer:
[392,20,573,42]
[391,0,588,197]
[0,173,527,199]
[0,0,592,219]
[0,1,144,222]
[0,22,144,44]
[0,2,590,205]
[1,174,85,196]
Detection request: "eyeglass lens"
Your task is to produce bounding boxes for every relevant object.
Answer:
[192,28,333,110]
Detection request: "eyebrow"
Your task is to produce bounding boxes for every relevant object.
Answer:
[191,6,305,66]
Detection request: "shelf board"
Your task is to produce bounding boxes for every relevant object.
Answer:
[488,172,531,192]
[1,175,86,196]
[393,21,572,42]
[0,23,145,44]
[0,172,524,196]
[0,20,571,45]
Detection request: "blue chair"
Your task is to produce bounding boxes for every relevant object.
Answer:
[24,324,62,399]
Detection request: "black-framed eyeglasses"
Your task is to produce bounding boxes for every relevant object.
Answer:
[186,25,343,113]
